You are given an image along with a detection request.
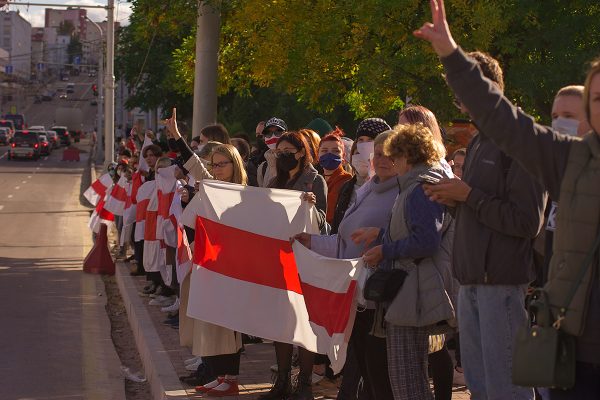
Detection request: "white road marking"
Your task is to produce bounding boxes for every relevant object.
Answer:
[22,180,26,183]
[0,152,6,159]
[15,186,20,190]
[27,175,32,178]
[0,205,4,211]
[36,167,40,170]
[7,194,13,198]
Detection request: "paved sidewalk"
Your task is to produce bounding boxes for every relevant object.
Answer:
[115,261,470,399]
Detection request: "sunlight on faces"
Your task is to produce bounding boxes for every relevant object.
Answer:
[276,141,304,160]
[318,140,343,157]
[372,144,396,180]
[211,152,234,182]
[199,134,209,146]
[452,154,465,179]
[552,95,590,136]
[356,136,374,143]
[589,74,600,135]
[144,153,158,170]
[392,155,411,176]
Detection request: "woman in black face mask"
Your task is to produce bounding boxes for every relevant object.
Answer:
[260,131,327,400]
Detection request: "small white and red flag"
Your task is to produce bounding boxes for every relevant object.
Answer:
[83,173,113,206]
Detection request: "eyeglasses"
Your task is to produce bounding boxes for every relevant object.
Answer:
[263,130,283,138]
[207,160,233,169]
[275,150,298,158]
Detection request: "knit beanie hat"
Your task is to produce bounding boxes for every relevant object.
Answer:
[355,118,391,140]
[305,118,333,137]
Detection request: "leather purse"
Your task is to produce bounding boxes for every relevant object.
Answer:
[363,268,407,303]
[512,232,600,389]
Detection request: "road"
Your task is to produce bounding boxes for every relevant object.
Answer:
[0,143,124,396]
[22,74,99,132]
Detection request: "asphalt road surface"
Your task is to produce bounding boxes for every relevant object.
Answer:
[0,141,124,399]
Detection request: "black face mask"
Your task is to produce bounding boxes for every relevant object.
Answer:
[277,153,299,172]
[168,138,178,152]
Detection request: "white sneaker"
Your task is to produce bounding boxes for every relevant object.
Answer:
[184,356,201,365]
[149,295,172,306]
[161,297,180,313]
[186,358,202,371]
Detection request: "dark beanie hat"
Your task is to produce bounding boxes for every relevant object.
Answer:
[356,118,391,139]
[305,118,333,137]
[264,117,288,133]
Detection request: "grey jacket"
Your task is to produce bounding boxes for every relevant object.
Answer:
[283,164,328,233]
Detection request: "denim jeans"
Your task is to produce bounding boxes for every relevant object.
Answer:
[458,284,534,400]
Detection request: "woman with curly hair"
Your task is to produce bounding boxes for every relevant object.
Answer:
[352,123,456,400]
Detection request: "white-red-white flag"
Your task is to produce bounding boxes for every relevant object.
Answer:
[83,173,113,206]
[182,181,362,373]
[141,182,165,274]
[156,165,178,248]
[136,136,154,173]
[104,176,129,216]
[170,191,193,284]
[134,180,155,242]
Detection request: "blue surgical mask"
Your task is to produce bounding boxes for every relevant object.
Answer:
[319,152,342,171]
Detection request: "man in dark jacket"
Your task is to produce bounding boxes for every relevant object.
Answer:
[422,51,546,399]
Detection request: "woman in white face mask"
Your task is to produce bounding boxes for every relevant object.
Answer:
[551,85,591,138]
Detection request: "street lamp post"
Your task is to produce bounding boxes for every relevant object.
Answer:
[104,0,115,167]
[85,16,104,164]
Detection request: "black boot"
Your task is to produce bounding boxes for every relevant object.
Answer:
[258,369,292,400]
[288,373,313,400]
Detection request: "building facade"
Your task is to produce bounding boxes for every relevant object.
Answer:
[0,11,32,80]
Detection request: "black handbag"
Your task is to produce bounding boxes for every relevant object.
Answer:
[363,268,408,303]
[512,232,600,389]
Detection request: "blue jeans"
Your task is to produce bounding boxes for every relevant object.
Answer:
[458,285,534,400]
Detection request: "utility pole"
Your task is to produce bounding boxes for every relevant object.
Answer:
[104,0,115,167]
[85,17,104,164]
[191,0,221,136]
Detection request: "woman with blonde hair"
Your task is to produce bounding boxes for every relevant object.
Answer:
[352,123,456,400]
[165,110,246,397]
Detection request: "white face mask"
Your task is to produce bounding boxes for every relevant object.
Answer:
[552,117,579,136]
[351,158,371,177]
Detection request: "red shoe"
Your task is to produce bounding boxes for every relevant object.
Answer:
[195,377,224,393]
[204,379,239,397]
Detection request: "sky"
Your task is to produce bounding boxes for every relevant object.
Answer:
[5,0,133,27]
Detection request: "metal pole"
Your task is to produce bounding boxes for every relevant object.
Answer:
[104,0,115,167]
[191,0,221,137]
[86,17,103,163]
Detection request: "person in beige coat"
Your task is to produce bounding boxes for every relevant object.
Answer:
[166,109,245,397]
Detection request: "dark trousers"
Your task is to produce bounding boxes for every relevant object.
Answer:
[203,350,242,376]
[337,340,371,400]
[133,239,145,274]
[428,345,453,400]
[350,309,393,399]
[545,362,600,400]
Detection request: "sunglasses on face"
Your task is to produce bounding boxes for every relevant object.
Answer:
[263,130,283,138]
[275,149,298,158]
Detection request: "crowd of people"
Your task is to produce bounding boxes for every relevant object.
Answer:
[88,1,599,399]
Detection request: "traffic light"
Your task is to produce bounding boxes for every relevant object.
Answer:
[92,84,98,96]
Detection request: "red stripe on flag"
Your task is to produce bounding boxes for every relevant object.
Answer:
[131,172,143,204]
[136,199,149,223]
[91,179,107,197]
[144,211,158,241]
[157,190,174,218]
[194,217,302,294]
[301,280,356,335]
[111,184,128,201]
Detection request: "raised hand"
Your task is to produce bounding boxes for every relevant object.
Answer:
[413,0,458,57]
[165,108,181,140]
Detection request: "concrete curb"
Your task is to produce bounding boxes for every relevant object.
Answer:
[115,262,191,400]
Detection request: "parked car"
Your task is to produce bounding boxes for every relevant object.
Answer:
[0,127,11,145]
[34,96,42,104]
[3,114,26,130]
[9,131,42,160]
[42,94,52,101]
[66,83,75,94]
[59,93,67,99]
[29,125,46,131]
[45,130,58,148]
[52,126,70,146]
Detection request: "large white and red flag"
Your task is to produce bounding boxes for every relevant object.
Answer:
[181,181,363,373]
[134,180,155,242]
[130,136,153,205]
[83,173,113,206]
[141,182,166,273]
[104,175,129,216]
